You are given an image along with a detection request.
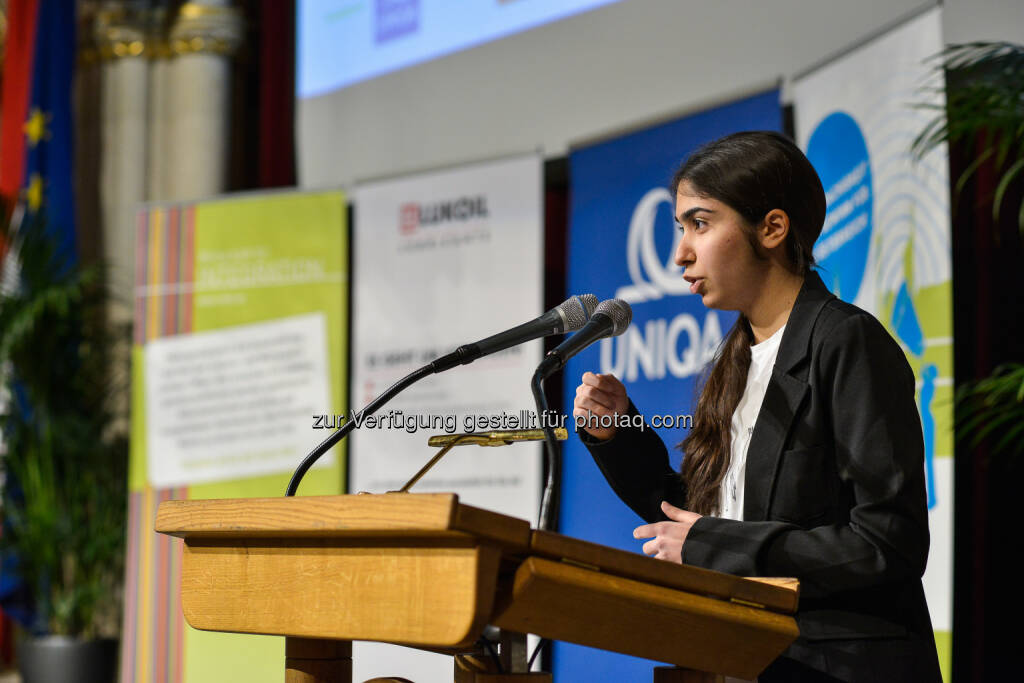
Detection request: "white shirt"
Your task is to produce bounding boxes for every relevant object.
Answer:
[720,324,786,683]
[718,324,786,522]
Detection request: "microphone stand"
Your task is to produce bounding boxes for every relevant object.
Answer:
[530,299,631,528]
[287,337,492,495]
[285,364,433,496]
[531,369,561,531]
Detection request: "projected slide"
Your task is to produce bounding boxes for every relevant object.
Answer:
[298,0,623,97]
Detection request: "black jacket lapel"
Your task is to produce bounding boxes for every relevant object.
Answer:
[742,271,835,521]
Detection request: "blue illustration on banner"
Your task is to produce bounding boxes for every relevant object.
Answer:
[892,281,925,356]
[919,364,938,509]
[806,112,873,302]
[891,281,936,507]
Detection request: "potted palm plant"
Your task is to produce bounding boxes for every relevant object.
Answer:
[0,204,128,682]
[912,41,1024,457]
[913,40,1024,680]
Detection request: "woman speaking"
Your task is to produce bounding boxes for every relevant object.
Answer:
[573,131,942,682]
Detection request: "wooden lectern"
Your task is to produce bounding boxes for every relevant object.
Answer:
[155,493,799,682]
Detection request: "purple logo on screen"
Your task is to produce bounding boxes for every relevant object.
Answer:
[376,0,419,44]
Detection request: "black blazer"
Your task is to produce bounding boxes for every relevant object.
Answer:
[582,271,942,683]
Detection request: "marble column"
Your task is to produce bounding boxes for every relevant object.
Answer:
[95,4,149,316]
[165,0,243,201]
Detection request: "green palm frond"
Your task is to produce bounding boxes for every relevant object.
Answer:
[913,41,1024,234]
[955,363,1024,457]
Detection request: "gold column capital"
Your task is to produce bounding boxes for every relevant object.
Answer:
[169,1,244,57]
[92,5,149,62]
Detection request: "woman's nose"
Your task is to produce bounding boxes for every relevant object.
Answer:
[674,231,693,267]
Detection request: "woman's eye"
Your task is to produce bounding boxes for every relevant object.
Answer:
[677,218,707,232]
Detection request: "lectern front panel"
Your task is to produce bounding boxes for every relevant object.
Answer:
[180,539,501,649]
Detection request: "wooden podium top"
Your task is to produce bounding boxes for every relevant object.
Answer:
[156,492,531,548]
[156,493,796,613]
[528,530,798,614]
[156,493,799,679]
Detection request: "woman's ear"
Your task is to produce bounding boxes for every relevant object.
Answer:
[760,209,790,250]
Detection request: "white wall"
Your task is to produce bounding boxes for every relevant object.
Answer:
[297,0,1024,188]
[942,0,1024,44]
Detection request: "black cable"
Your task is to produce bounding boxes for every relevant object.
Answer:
[285,364,433,496]
[476,636,505,673]
[532,370,561,531]
[527,637,548,671]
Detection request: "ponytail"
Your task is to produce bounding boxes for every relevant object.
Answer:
[679,315,753,515]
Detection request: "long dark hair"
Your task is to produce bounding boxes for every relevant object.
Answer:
[672,131,826,515]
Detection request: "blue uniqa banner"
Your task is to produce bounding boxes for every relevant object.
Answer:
[556,89,782,680]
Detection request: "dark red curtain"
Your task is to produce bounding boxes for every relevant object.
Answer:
[257,0,295,188]
[228,0,296,191]
[950,132,1024,683]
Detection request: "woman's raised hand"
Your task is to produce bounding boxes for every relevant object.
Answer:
[572,372,630,440]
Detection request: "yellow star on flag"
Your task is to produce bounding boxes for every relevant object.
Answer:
[23,108,52,148]
[24,173,44,212]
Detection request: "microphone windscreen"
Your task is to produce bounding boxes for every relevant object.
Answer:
[594,299,632,335]
[558,294,599,331]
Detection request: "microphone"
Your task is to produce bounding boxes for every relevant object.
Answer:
[285,293,599,496]
[535,299,632,379]
[429,294,599,372]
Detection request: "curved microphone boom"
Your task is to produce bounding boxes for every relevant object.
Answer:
[532,298,632,531]
[286,294,599,496]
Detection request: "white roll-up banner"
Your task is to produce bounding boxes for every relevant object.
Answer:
[349,154,544,681]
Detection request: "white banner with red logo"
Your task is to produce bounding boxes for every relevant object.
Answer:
[350,153,543,508]
[349,153,543,680]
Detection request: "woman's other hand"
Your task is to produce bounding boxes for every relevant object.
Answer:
[633,501,703,563]
[572,371,629,440]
